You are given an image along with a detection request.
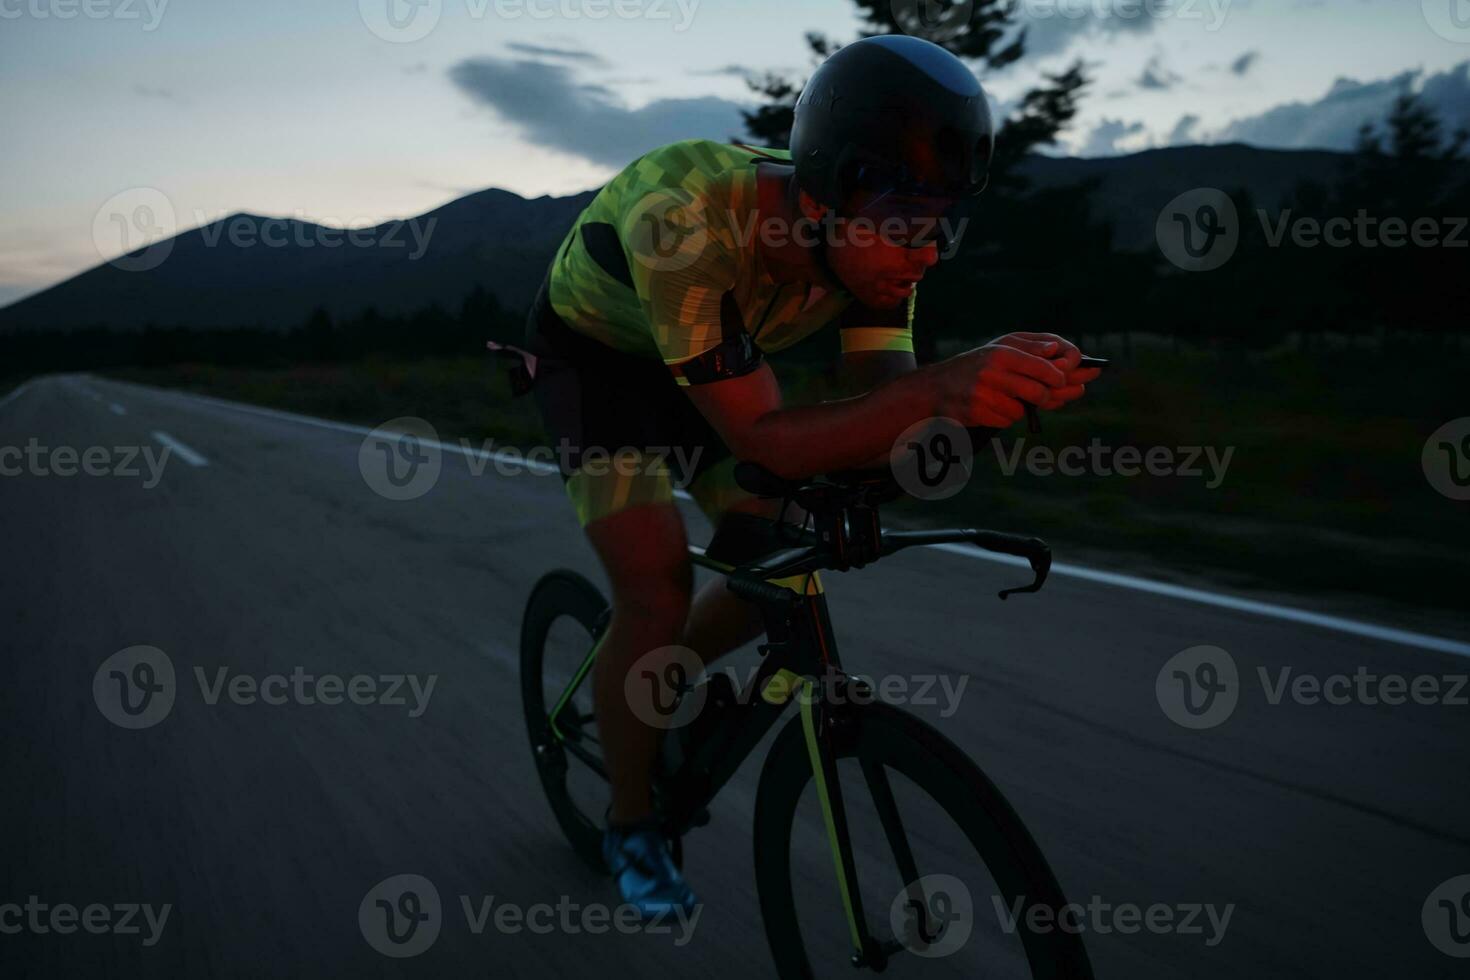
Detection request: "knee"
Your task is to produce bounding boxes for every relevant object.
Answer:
[585,504,694,635]
[611,568,692,633]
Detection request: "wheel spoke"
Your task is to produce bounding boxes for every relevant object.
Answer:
[559,733,607,779]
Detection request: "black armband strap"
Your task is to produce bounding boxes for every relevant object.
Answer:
[669,332,764,386]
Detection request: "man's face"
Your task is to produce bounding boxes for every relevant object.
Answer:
[824,216,943,308]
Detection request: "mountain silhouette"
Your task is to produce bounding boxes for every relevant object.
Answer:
[0,145,1351,332]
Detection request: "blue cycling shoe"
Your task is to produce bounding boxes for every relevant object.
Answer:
[602,818,697,919]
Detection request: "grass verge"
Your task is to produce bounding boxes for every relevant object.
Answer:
[109,351,1469,619]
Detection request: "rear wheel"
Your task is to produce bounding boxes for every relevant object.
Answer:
[753,700,1093,979]
[520,570,610,871]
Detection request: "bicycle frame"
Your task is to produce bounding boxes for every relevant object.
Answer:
[542,499,1053,969]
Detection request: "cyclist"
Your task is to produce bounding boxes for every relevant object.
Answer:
[518,35,1101,918]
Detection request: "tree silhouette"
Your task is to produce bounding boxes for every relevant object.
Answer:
[740,3,1085,174]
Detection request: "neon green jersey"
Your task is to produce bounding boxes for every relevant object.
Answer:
[546,139,915,381]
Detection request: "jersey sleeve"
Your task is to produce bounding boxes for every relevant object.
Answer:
[623,176,750,382]
[836,291,916,355]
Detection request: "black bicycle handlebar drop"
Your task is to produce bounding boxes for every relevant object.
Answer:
[876,528,1051,599]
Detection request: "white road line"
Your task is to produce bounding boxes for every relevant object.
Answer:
[106,379,1469,657]
[0,380,33,410]
[928,544,1470,659]
[151,431,208,467]
[109,403,128,416]
[114,382,561,474]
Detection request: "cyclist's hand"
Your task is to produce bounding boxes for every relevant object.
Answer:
[989,332,1101,409]
[934,340,1069,429]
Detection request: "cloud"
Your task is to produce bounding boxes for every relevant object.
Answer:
[1137,56,1181,91]
[1230,51,1259,77]
[1079,118,1146,157]
[1012,5,1165,60]
[689,65,758,81]
[1213,61,1470,152]
[1418,60,1470,138]
[133,84,176,100]
[1168,114,1200,145]
[504,42,609,67]
[448,57,748,166]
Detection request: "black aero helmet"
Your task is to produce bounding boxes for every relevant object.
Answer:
[790,35,995,212]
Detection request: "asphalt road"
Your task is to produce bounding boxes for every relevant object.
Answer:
[2,374,1468,979]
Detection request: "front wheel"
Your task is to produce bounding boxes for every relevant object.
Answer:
[753,700,1093,979]
[520,569,610,871]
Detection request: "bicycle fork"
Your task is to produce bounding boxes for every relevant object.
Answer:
[779,671,920,971]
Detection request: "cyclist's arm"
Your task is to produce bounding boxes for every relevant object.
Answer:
[683,361,945,480]
[836,349,918,397]
[832,350,920,469]
[682,339,1077,480]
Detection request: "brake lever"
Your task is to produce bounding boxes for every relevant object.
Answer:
[997,543,1052,600]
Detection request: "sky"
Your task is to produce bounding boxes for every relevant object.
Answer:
[2,0,1468,308]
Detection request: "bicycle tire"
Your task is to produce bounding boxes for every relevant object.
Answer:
[753,700,1094,979]
[520,569,609,872]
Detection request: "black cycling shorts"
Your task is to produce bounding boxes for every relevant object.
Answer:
[521,276,752,527]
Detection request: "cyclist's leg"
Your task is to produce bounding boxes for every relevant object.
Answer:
[579,495,693,824]
[681,456,806,666]
[524,287,698,824]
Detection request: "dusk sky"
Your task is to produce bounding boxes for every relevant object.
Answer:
[3,0,1467,308]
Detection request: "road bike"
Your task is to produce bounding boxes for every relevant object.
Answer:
[520,451,1095,978]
